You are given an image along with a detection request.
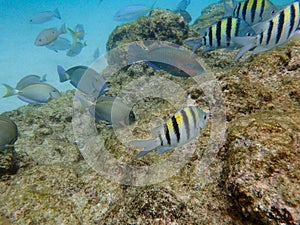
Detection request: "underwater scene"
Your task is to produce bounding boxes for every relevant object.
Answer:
[0,0,299,224]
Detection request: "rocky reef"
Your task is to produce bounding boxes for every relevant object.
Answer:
[0,7,299,225]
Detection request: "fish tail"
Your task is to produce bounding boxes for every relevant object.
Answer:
[185,39,203,53]
[232,36,257,61]
[57,65,68,82]
[2,84,17,98]
[150,1,157,10]
[59,23,67,34]
[127,44,146,64]
[54,8,61,19]
[68,28,83,46]
[41,74,47,82]
[130,139,160,158]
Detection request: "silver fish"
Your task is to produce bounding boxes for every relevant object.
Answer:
[16,74,47,90]
[2,83,60,104]
[45,37,71,52]
[130,106,209,158]
[0,115,18,151]
[35,23,66,46]
[29,8,61,24]
[233,1,300,60]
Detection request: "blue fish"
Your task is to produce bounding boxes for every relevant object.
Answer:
[113,2,156,22]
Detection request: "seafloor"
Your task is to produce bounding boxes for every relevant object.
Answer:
[0,4,299,225]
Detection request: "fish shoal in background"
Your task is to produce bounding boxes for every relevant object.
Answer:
[130,105,209,158]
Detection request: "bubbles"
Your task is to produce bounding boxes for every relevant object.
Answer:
[72,40,226,186]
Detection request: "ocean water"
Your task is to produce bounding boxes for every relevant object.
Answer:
[0,0,294,113]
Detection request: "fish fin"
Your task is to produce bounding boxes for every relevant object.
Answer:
[252,46,270,54]
[150,1,157,10]
[57,65,69,82]
[130,139,160,158]
[291,30,300,42]
[185,39,203,53]
[232,36,257,61]
[223,1,233,17]
[156,146,173,155]
[145,61,161,70]
[59,23,67,34]
[75,94,94,111]
[150,125,161,135]
[202,46,214,54]
[68,28,83,46]
[128,44,146,64]
[41,74,47,82]
[53,8,61,19]
[251,21,268,34]
[2,84,17,98]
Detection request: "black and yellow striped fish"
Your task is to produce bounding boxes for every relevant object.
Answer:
[130,106,209,158]
[185,17,255,54]
[233,1,300,60]
[224,0,278,25]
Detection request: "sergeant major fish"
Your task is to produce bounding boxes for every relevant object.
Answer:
[224,0,278,25]
[35,23,66,46]
[185,17,256,54]
[29,8,61,24]
[232,1,300,60]
[130,106,209,158]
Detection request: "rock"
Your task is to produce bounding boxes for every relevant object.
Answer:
[0,147,18,179]
[225,111,300,225]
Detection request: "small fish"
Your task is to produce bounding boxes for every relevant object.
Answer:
[130,106,209,158]
[35,23,66,46]
[113,2,156,22]
[224,0,278,25]
[45,37,71,52]
[2,83,60,104]
[66,41,86,57]
[77,95,136,126]
[16,74,47,90]
[74,24,85,40]
[233,1,300,60]
[175,0,191,11]
[128,43,206,77]
[29,8,61,24]
[93,47,100,60]
[185,17,256,53]
[57,65,109,97]
[0,115,18,151]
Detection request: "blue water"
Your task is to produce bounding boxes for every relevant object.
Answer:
[0,0,294,113]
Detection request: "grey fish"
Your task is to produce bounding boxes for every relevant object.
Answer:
[233,1,300,60]
[175,0,191,11]
[130,106,209,158]
[185,17,256,54]
[29,8,61,24]
[45,37,71,52]
[16,74,47,90]
[57,65,108,97]
[0,115,18,151]
[128,43,206,77]
[2,83,60,104]
[35,23,66,46]
[113,2,156,22]
[66,41,86,57]
[77,95,136,126]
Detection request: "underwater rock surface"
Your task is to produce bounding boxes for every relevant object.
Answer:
[0,4,299,225]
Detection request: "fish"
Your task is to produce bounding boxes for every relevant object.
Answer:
[34,23,66,46]
[127,43,206,77]
[66,41,86,57]
[232,1,300,60]
[76,95,136,126]
[2,83,60,104]
[16,74,47,90]
[74,24,85,40]
[175,0,191,11]
[130,106,209,158]
[29,8,61,24]
[176,9,192,23]
[57,65,109,98]
[45,37,71,52]
[0,115,18,151]
[113,2,156,22]
[185,17,256,54]
[224,0,278,25]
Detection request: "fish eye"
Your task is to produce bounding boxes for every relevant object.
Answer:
[271,10,275,14]
[204,115,207,120]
